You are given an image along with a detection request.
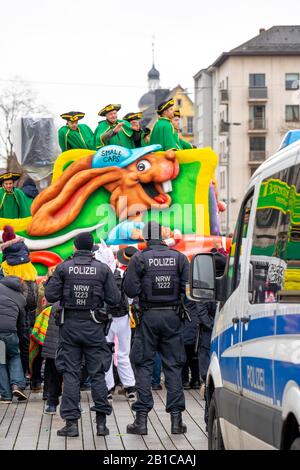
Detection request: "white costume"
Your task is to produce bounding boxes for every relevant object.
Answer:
[94,241,135,392]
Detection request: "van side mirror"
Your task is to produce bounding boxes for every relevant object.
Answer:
[188,253,216,301]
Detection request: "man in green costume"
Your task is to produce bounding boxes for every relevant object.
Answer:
[0,173,32,219]
[172,109,194,150]
[123,112,151,148]
[58,111,94,152]
[94,104,134,149]
[149,98,181,151]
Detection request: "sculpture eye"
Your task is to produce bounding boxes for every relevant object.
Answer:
[136,159,151,172]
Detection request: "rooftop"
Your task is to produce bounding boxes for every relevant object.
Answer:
[211,26,300,68]
[148,64,160,80]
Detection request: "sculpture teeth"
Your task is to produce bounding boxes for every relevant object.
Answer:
[162,180,172,193]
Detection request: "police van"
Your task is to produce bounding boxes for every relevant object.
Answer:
[189,131,300,450]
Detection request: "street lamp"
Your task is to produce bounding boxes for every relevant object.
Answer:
[222,121,241,235]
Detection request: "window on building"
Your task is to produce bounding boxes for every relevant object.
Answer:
[250,136,266,151]
[249,74,266,87]
[250,136,266,161]
[177,99,182,106]
[285,73,299,90]
[187,117,193,134]
[286,105,300,122]
[249,105,266,129]
[249,105,265,119]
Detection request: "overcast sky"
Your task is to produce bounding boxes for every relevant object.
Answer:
[1,0,300,130]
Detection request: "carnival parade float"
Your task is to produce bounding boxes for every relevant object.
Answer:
[0,144,230,275]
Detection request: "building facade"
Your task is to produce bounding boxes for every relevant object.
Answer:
[194,26,300,234]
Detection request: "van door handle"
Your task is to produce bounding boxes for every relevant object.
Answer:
[232,317,240,325]
[241,315,251,325]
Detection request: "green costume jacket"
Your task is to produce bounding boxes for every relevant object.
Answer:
[150,117,181,151]
[179,138,193,150]
[0,188,32,219]
[132,129,150,148]
[94,120,134,149]
[58,124,94,152]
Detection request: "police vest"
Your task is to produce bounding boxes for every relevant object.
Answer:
[106,268,128,317]
[62,256,102,310]
[140,248,181,305]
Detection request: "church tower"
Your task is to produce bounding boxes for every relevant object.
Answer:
[148,64,160,91]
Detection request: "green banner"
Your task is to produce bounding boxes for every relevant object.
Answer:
[257,179,300,225]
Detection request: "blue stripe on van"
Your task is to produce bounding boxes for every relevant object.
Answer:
[274,360,300,405]
[241,357,273,400]
[216,313,300,346]
[242,316,275,342]
[213,312,300,405]
[220,356,240,388]
[276,314,300,335]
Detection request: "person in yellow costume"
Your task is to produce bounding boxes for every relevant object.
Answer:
[1,225,37,281]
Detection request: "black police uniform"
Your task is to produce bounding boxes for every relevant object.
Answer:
[123,240,189,416]
[44,250,120,423]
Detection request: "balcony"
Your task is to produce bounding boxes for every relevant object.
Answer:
[220,89,229,103]
[249,150,267,164]
[248,87,268,101]
[248,118,267,133]
[219,120,230,134]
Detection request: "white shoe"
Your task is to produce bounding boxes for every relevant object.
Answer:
[199,383,205,400]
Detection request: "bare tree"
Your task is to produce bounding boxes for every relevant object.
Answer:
[0,77,46,168]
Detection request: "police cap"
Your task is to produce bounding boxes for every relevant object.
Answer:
[74,232,94,251]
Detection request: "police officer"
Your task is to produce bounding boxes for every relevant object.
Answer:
[123,221,189,435]
[44,232,120,438]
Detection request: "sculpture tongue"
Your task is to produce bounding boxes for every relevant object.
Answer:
[154,194,168,203]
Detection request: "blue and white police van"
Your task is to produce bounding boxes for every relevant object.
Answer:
[189,131,300,450]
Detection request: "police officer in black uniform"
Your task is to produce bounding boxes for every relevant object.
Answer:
[44,232,120,437]
[123,221,190,435]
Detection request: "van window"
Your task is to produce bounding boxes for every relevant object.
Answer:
[227,193,253,297]
[250,164,300,304]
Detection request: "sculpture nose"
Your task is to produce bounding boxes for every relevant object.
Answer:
[165,150,176,161]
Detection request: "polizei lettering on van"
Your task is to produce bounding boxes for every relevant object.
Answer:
[69,266,97,275]
[148,258,176,267]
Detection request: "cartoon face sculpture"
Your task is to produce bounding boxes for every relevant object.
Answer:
[27,146,179,237]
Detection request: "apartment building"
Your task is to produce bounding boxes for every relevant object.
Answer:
[194,26,300,233]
